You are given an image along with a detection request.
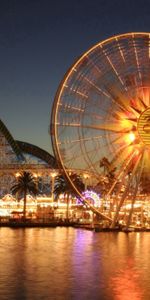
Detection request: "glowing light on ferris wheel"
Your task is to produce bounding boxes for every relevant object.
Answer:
[128,132,136,142]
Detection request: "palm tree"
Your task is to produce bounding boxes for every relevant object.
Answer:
[100,157,110,175]
[100,159,118,204]
[54,174,84,220]
[11,171,38,220]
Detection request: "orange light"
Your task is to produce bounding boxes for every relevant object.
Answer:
[51,172,57,178]
[135,149,139,155]
[83,173,90,180]
[15,172,20,177]
[128,132,135,142]
[33,173,38,178]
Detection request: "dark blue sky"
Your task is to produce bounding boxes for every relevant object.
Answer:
[1,0,150,154]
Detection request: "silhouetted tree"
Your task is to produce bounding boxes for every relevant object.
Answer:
[11,171,38,219]
[54,174,84,220]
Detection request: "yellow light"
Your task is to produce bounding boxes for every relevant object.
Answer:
[83,173,90,179]
[128,132,135,142]
[51,172,57,178]
[15,172,20,177]
[33,173,38,178]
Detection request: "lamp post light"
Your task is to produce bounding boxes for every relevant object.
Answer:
[33,173,38,191]
[15,172,21,202]
[15,172,20,178]
[83,173,90,190]
[32,173,38,211]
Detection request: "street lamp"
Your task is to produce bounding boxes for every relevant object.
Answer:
[15,172,21,201]
[83,173,90,190]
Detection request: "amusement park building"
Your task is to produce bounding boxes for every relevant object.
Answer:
[0,119,93,222]
[0,119,58,197]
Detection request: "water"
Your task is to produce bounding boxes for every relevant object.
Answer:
[0,228,149,300]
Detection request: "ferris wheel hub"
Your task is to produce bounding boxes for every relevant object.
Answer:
[138,107,150,145]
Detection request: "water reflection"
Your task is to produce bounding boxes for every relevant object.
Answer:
[110,260,143,300]
[0,228,150,300]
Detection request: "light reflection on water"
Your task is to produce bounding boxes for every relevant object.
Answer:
[0,228,150,300]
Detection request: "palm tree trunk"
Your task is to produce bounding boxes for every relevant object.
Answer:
[66,194,70,221]
[23,189,27,220]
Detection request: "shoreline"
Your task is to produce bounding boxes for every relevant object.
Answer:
[0,221,150,232]
[0,220,75,228]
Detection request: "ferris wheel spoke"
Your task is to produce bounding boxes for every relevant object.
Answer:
[92,137,141,172]
[100,44,127,90]
[82,135,132,171]
[62,145,100,165]
[57,134,102,145]
[132,34,142,84]
[80,73,111,98]
[103,84,134,114]
[62,86,88,100]
[75,54,103,76]
[65,79,133,118]
[138,96,147,110]
[58,103,85,113]
[91,136,127,169]
[60,102,114,119]
[72,63,111,99]
[111,145,135,170]
[109,146,142,197]
[115,37,126,63]
[61,122,132,134]
[100,147,138,202]
[57,121,132,133]
[142,87,150,106]
[82,46,136,115]
[110,143,135,167]
[84,123,132,133]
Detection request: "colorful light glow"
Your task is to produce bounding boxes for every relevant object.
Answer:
[76,190,101,207]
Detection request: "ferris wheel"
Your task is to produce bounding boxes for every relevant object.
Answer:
[51,32,150,226]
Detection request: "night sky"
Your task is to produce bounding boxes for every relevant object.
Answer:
[1,0,150,154]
